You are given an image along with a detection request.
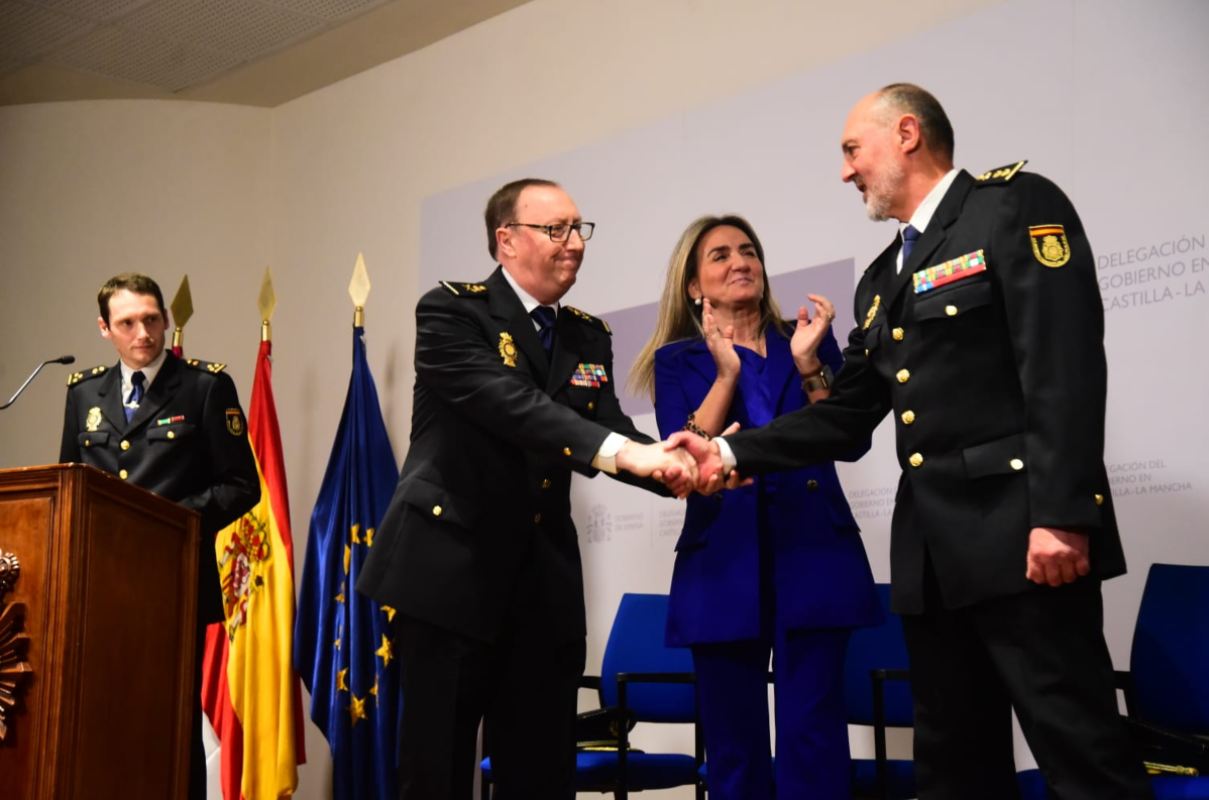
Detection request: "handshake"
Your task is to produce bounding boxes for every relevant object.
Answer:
[614,423,747,499]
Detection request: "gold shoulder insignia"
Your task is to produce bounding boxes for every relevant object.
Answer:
[975,160,1028,185]
[68,365,108,386]
[440,281,489,297]
[565,306,611,334]
[184,358,226,374]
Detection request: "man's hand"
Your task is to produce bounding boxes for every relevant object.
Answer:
[1026,526,1091,586]
[615,440,699,498]
[664,422,749,495]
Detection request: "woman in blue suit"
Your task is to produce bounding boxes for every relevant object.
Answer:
[631,215,881,799]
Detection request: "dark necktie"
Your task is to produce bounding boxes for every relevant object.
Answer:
[901,224,921,268]
[125,370,145,422]
[531,306,557,355]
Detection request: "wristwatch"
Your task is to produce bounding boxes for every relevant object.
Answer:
[801,365,833,392]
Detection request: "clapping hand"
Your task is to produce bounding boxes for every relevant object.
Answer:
[790,293,836,374]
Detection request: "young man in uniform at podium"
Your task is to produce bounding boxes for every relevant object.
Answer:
[59,272,259,799]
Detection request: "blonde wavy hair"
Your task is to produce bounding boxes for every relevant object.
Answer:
[629,214,787,399]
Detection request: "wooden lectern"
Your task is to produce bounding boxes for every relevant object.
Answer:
[0,463,199,799]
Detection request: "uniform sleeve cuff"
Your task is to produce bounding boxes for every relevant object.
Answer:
[716,437,737,473]
[592,432,628,475]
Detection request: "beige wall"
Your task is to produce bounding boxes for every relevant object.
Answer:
[0,1,1002,797]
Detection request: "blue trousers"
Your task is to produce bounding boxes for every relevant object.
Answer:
[692,627,852,800]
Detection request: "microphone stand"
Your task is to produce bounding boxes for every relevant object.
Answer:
[1,356,76,410]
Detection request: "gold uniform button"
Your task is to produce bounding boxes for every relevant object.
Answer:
[563,447,572,457]
[945,305,958,317]
[118,469,129,480]
[901,410,916,425]
[806,479,819,491]
[1009,458,1024,471]
[541,478,551,490]
[84,439,91,448]
[865,348,870,357]
[587,401,596,411]
[120,439,131,451]
[167,431,175,440]
[1094,493,1105,506]
[534,513,542,524]
[896,369,911,384]
[908,453,924,468]
[892,327,905,341]
[432,505,443,517]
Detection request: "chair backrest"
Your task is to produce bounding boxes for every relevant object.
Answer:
[843,583,914,726]
[599,593,696,723]
[1130,563,1209,734]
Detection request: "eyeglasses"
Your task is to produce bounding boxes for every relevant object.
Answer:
[506,222,596,243]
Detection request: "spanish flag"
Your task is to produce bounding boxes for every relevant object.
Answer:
[202,337,306,798]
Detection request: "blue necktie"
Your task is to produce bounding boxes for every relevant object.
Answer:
[531,306,557,355]
[125,370,145,422]
[901,224,921,267]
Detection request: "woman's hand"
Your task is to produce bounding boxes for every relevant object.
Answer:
[790,293,835,375]
[702,298,741,381]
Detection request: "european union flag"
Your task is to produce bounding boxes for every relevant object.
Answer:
[295,326,400,800]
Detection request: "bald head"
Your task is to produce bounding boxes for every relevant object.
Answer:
[873,83,955,164]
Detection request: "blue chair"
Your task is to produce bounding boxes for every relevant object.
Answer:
[844,583,915,800]
[480,593,702,799]
[1117,563,1209,800]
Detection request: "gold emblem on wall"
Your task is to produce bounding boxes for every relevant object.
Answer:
[498,332,518,368]
[0,550,33,741]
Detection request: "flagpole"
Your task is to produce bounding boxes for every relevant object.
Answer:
[169,275,193,357]
[350,252,370,326]
[259,266,276,342]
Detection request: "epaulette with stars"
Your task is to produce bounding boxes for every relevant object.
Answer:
[67,364,109,386]
[564,306,611,335]
[184,358,227,374]
[974,160,1027,186]
[440,280,489,297]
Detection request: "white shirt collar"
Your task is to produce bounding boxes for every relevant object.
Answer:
[896,168,959,273]
[500,266,559,322]
[120,348,167,395]
[901,168,959,237]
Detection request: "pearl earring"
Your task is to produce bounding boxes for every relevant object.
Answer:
[692,296,702,307]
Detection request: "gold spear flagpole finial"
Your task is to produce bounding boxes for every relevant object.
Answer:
[348,252,371,327]
[169,275,193,353]
[258,267,277,342]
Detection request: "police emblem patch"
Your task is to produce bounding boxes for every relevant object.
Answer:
[85,406,103,432]
[498,331,518,368]
[225,409,245,436]
[1029,225,1071,268]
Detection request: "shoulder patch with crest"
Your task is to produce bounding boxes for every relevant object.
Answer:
[67,364,109,386]
[974,160,1028,185]
[440,280,489,298]
[564,306,611,334]
[185,358,226,374]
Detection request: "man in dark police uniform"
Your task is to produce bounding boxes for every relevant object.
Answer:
[357,179,695,800]
[60,272,259,799]
[676,85,1152,798]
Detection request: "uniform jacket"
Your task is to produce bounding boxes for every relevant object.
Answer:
[727,167,1126,614]
[655,326,880,645]
[357,267,661,644]
[59,352,260,621]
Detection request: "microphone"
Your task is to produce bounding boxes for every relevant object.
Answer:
[1,355,77,410]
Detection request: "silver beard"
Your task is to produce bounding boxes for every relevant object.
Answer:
[863,159,905,222]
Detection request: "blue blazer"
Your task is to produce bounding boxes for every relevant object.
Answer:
[655,326,882,646]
